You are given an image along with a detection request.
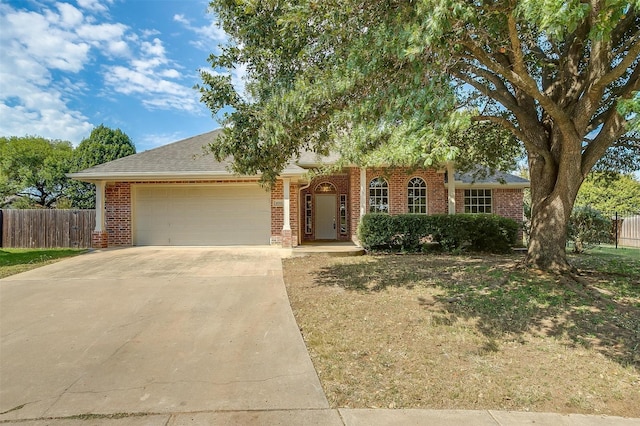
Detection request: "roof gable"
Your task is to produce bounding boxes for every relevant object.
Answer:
[69,129,306,181]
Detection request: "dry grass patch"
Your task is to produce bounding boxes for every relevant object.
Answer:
[283,252,640,416]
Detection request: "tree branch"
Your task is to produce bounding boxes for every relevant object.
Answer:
[461,39,580,143]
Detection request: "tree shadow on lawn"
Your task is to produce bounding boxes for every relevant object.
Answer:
[312,254,640,369]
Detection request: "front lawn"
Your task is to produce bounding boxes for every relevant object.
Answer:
[283,248,640,416]
[0,248,86,279]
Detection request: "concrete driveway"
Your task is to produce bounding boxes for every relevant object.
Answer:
[0,247,329,422]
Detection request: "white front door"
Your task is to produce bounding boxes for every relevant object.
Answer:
[315,194,337,240]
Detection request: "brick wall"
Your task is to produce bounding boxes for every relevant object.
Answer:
[270,180,300,247]
[454,188,524,223]
[494,188,524,223]
[364,168,448,214]
[105,182,132,246]
[102,175,525,248]
[271,180,283,243]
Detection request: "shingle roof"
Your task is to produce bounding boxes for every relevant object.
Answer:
[70,129,529,187]
[69,129,307,181]
[454,169,529,185]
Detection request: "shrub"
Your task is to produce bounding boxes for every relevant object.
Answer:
[358,213,519,253]
[568,206,612,253]
[357,213,396,250]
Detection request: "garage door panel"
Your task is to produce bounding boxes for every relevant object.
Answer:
[134,185,271,246]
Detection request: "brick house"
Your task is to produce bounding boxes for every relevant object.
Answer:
[69,130,529,249]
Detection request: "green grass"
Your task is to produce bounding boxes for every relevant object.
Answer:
[569,246,639,273]
[0,248,86,278]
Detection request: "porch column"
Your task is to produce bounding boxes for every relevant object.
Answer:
[447,162,456,214]
[281,178,292,248]
[92,180,108,248]
[359,167,367,217]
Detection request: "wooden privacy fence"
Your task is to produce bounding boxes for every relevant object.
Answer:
[0,209,95,248]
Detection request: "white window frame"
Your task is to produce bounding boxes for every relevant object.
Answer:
[305,194,312,234]
[407,177,427,214]
[464,189,492,213]
[339,194,348,235]
[369,177,389,213]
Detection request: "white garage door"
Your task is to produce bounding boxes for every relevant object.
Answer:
[133,185,271,246]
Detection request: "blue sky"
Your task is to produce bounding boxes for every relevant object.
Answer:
[0,0,241,151]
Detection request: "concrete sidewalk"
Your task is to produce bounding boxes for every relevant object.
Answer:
[0,408,637,425]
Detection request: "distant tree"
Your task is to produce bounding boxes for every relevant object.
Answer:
[568,206,612,253]
[0,136,73,208]
[66,125,136,208]
[575,173,640,213]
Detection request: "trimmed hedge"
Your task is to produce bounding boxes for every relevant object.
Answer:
[357,213,520,253]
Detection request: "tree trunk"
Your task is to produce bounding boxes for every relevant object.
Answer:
[526,193,574,272]
[525,139,584,272]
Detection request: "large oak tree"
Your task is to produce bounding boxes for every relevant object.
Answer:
[198,0,640,272]
[0,136,73,208]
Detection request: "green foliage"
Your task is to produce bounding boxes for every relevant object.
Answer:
[357,213,519,253]
[200,0,638,182]
[66,125,136,208]
[201,0,639,269]
[568,206,612,253]
[575,173,640,214]
[0,136,74,208]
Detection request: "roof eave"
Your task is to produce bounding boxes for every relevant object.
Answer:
[453,181,530,189]
[67,171,308,183]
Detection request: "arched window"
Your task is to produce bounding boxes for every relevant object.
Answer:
[315,182,337,193]
[407,177,427,214]
[369,177,389,213]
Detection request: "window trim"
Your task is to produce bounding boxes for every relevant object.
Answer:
[339,194,348,235]
[305,194,312,234]
[407,176,427,214]
[464,188,493,214]
[369,177,389,213]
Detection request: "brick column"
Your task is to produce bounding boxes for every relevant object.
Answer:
[92,231,108,248]
[281,229,293,249]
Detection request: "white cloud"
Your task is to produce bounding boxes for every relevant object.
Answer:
[104,53,200,114]
[101,28,205,113]
[173,14,189,25]
[174,11,248,97]
[76,0,112,13]
[0,3,98,142]
[57,3,84,28]
[0,1,205,143]
[173,11,228,51]
[138,131,187,151]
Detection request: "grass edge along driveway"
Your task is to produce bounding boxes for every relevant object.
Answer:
[0,248,86,279]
